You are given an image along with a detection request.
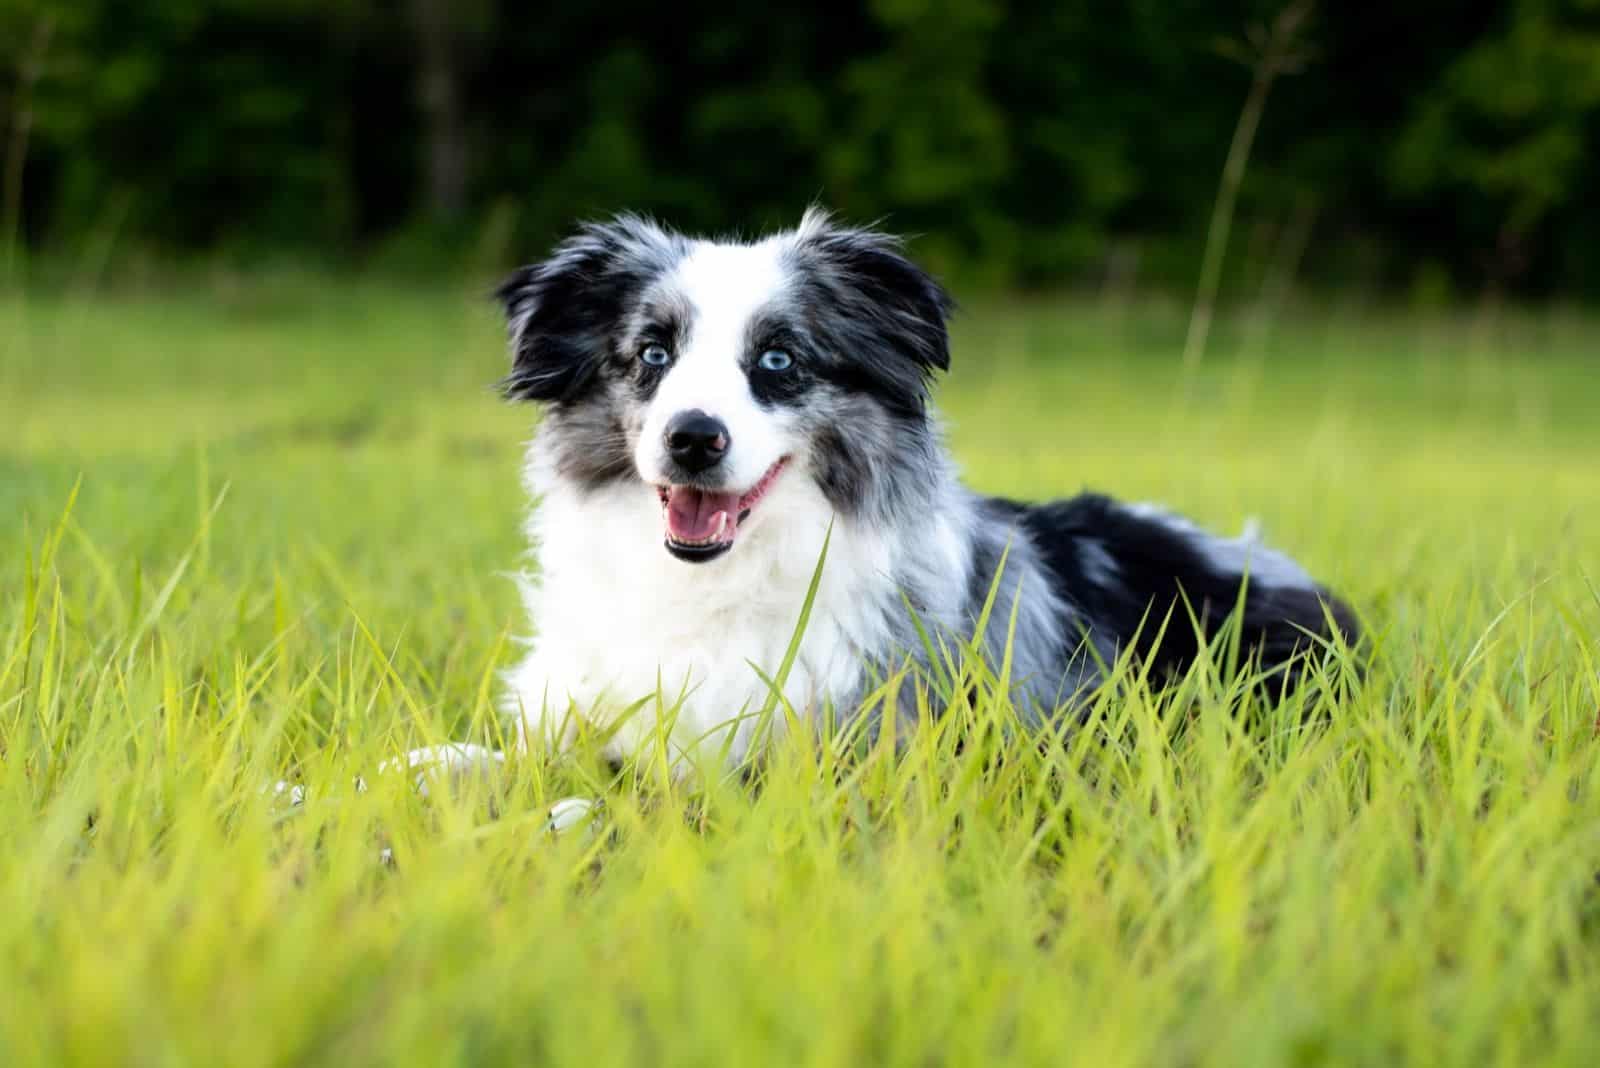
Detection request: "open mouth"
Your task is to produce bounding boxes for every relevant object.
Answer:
[656,458,789,562]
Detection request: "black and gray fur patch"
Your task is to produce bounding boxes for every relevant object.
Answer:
[806,392,946,526]
[739,310,814,409]
[541,387,639,487]
[1004,493,1359,699]
[784,220,954,418]
[496,216,689,490]
[497,215,689,406]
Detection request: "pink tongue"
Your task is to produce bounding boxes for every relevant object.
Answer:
[665,486,740,543]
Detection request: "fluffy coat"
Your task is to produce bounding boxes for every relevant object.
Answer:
[491,210,1357,768]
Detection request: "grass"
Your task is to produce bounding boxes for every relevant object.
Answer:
[3,275,1599,1066]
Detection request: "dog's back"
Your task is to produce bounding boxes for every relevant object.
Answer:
[970,493,1358,711]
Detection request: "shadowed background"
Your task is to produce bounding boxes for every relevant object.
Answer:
[6,0,1600,300]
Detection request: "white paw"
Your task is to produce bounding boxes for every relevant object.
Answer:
[544,796,600,836]
[265,780,306,807]
[266,743,507,805]
[375,743,507,798]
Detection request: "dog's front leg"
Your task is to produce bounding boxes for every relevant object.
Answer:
[371,742,508,798]
[267,742,507,805]
[377,745,598,834]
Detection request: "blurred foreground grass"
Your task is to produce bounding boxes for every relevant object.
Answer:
[2,278,1599,1065]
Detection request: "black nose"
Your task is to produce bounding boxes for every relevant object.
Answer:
[665,410,730,473]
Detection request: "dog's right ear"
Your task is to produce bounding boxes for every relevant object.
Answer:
[497,216,680,404]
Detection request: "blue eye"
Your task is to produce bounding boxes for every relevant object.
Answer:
[757,349,793,372]
[640,344,672,368]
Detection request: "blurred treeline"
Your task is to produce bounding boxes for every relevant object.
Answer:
[5,0,1600,297]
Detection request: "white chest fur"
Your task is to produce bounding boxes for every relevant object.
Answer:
[504,446,925,765]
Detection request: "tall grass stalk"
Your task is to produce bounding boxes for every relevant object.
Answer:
[1182,0,1314,371]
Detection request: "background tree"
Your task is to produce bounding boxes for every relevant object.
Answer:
[6,0,1598,297]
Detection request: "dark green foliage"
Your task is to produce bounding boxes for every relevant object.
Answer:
[4,0,1599,294]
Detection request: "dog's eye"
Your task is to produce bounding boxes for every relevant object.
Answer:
[640,344,672,368]
[757,349,793,373]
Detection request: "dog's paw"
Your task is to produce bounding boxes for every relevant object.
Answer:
[264,780,307,808]
[375,743,507,798]
[264,743,507,807]
[545,796,600,836]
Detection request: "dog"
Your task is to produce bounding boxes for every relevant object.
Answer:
[468,209,1358,772]
[281,210,1358,806]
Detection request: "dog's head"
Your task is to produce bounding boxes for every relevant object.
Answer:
[497,209,952,563]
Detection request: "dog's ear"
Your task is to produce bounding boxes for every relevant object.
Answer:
[793,210,954,413]
[497,216,680,404]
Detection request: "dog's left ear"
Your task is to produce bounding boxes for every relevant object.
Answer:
[794,210,954,412]
[497,215,679,404]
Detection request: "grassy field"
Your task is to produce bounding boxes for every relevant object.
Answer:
[3,276,1599,1066]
